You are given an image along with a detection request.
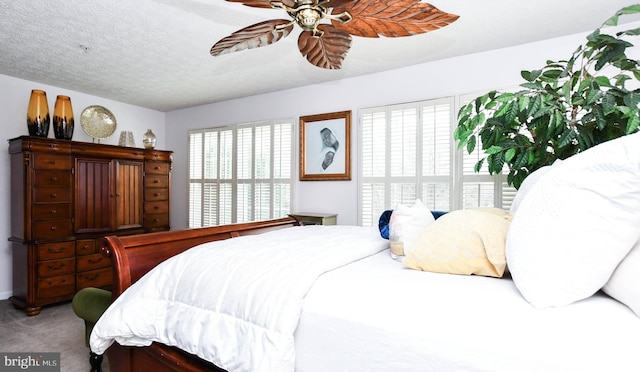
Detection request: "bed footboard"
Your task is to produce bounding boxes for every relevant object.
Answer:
[100,217,300,371]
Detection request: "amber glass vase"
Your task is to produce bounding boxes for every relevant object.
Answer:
[26,89,50,137]
[53,95,74,140]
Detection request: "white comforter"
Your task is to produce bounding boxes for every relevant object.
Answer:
[89,225,387,372]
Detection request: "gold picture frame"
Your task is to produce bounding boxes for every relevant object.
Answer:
[299,110,351,181]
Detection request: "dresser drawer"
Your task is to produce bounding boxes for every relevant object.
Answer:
[76,253,110,271]
[32,220,73,239]
[34,170,71,187]
[145,188,168,201]
[37,241,75,260]
[145,175,169,188]
[32,203,71,221]
[144,201,169,214]
[144,213,169,229]
[37,257,75,277]
[75,239,97,256]
[33,187,71,203]
[38,274,75,299]
[76,268,112,291]
[145,161,170,175]
[33,154,71,170]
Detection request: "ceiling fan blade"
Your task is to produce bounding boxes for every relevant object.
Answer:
[298,24,352,69]
[225,0,297,9]
[326,0,358,7]
[331,0,459,38]
[211,19,294,57]
[225,0,275,9]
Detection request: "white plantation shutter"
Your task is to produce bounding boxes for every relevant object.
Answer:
[360,95,512,226]
[189,119,293,228]
[360,98,453,226]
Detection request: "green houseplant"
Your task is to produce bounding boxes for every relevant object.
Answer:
[455,5,640,189]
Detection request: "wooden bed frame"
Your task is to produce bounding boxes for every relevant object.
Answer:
[101,217,301,371]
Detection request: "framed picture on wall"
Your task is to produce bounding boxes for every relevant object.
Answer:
[299,110,351,181]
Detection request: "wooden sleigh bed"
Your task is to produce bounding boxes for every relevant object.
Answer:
[101,217,301,372]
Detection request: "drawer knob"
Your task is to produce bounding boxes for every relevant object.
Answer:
[47,247,64,253]
[154,218,159,222]
[154,166,160,170]
[153,179,159,183]
[49,160,56,164]
[154,192,160,197]
[50,226,57,231]
[50,193,57,198]
[49,209,57,215]
[154,206,159,210]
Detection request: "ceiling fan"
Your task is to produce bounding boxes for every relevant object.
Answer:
[210,0,459,69]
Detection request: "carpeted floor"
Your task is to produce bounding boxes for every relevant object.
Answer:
[0,299,109,372]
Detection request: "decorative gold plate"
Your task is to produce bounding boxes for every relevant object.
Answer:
[80,105,117,139]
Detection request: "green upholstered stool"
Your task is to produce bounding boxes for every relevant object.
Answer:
[72,287,112,372]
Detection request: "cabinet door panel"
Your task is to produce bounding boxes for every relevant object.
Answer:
[115,160,144,229]
[75,159,112,233]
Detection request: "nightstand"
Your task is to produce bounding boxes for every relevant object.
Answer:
[288,212,337,225]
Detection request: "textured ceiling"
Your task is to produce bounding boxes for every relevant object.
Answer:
[1,0,639,112]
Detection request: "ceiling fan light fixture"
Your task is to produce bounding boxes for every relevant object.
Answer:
[295,8,322,31]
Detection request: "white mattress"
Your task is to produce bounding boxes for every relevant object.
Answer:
[294,250,640,372]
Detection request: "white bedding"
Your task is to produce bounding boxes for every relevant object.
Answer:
[295,250,640,372]
[90,225,387,372]
[90,224,640,372]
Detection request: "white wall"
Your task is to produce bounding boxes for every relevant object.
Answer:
[165,27,597,230]
[0,75,166,299]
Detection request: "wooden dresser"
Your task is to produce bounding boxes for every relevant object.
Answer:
[8,136,172,315]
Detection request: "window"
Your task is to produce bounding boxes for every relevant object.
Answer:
[189,119,294,228]
[359,96,515,226]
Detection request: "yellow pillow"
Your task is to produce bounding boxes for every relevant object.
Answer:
[403,208,512,277]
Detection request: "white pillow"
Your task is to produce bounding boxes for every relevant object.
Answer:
[603,238,640,317]
[506,132,640,308]
[509,160,561,214]
[389,199,435,258]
